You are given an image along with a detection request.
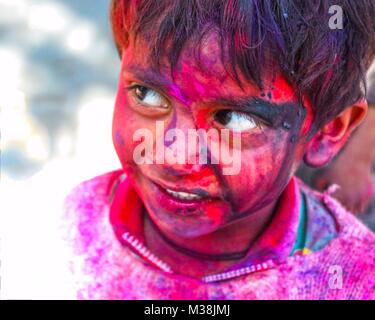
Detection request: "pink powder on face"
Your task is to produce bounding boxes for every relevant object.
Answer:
[114,35,310,238]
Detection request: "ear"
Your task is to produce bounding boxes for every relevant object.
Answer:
[304,100,368,168]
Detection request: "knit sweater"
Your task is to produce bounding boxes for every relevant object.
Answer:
[62,170,375,299]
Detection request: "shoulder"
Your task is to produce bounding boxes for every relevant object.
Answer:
[293,178,375,299]
[62,169,125,248]
[64,170,124,211]
[62,170,122,243]
[296,177,374,237]
[61,170,134,298]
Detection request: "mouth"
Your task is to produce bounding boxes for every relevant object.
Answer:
[153,180,212,203]
[164,188,205,201]
[146,178,221,216]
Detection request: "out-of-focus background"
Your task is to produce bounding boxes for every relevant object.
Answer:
[0,0,121,299]
[1,0,120,181]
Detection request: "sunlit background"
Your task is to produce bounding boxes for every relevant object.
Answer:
[0,0,121,299]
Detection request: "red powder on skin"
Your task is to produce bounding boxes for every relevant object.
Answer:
[266,74,314,136]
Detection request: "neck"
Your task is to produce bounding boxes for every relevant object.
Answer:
[143,200,277,278]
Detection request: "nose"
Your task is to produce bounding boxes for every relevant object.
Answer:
[154,106,210,174]
[148,106,224,197]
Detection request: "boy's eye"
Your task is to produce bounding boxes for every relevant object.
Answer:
[213,110,259,132]
[131,85,169,109]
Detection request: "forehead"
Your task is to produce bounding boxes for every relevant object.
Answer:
[122,31,297,105]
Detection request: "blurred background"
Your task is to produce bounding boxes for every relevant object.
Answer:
[0,0,121,299]
[1,0,120,181]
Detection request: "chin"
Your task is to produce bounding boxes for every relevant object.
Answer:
[143,200,227,239]
[132,171,231,238]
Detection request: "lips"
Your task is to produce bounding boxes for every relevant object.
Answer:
[152,179,213,203]
[147,178,221,216]
[164,188,204,201]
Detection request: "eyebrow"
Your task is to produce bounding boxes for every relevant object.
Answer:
[124,64,172,89]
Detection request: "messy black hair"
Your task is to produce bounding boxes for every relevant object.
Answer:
[110,0,375,133]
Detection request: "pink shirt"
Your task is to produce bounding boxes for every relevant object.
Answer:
[62,170,375,299]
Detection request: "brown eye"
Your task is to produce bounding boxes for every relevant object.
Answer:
[132,85,169,109]
[214,110,258,131]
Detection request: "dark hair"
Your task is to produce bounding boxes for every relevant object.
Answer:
[110,0,375,133]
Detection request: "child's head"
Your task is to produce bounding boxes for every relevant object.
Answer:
[110,0,375,237]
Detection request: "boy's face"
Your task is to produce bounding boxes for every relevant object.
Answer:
[113,33,313,238]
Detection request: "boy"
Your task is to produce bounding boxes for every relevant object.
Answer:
[63,0,375,299]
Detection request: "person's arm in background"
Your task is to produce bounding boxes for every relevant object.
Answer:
[314,64,375,214]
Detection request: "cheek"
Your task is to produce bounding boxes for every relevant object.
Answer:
[224,132,296,213]
[238,148,283,192]
[112,90,145,167]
